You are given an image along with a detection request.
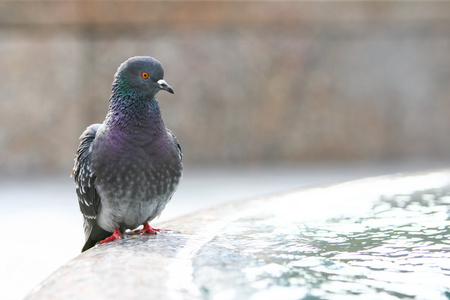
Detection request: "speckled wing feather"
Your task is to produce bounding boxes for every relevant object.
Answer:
[72,124,102,240]
[167,129,183,161]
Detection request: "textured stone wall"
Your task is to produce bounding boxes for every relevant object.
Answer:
[1,1,450,172]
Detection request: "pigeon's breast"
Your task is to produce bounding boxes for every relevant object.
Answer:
[93,132,182,230]
[97,158,181,201]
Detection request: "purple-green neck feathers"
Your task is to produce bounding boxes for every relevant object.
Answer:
[104,79,165,134]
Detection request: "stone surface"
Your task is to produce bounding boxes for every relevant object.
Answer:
[3,161,445,300]
[25,170,450,299]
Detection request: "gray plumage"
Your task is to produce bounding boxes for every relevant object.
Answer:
[72,56,182,252]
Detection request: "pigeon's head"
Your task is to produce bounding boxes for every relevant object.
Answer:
[114,56,174,99]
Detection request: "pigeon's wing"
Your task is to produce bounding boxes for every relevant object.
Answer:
[72,124,102,240]
[167,129,182,161]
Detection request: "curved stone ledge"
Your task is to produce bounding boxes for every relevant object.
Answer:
[26,170,450,299]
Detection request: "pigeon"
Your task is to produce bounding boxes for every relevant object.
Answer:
[72,56,182,252]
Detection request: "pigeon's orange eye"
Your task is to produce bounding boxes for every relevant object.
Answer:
[141,72,149,79]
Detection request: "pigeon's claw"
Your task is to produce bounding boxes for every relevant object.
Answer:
[98,228,122,244]
[140,223,162,235]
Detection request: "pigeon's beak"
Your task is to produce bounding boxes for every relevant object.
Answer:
[157,79,174,94]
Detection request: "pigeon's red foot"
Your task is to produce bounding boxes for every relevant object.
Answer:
[140,223,161,235]
[98,228,121,244]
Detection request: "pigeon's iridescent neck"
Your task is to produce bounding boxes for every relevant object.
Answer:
[103,86,166,137]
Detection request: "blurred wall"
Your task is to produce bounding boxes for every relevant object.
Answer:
[1,1,450,172]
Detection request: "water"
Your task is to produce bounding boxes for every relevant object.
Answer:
[5,161,445,300]
[6,164,450,300]
[193,180,450,299]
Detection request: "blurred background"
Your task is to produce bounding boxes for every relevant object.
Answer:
[2,1,450,171]
[1,1,450,299]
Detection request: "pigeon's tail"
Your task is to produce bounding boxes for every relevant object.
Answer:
[82,238,99,252]
[82,223,113,252]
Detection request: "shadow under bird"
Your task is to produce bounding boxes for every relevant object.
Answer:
[72,56,182,252]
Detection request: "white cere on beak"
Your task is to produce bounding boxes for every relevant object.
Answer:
[157,79,174,94]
